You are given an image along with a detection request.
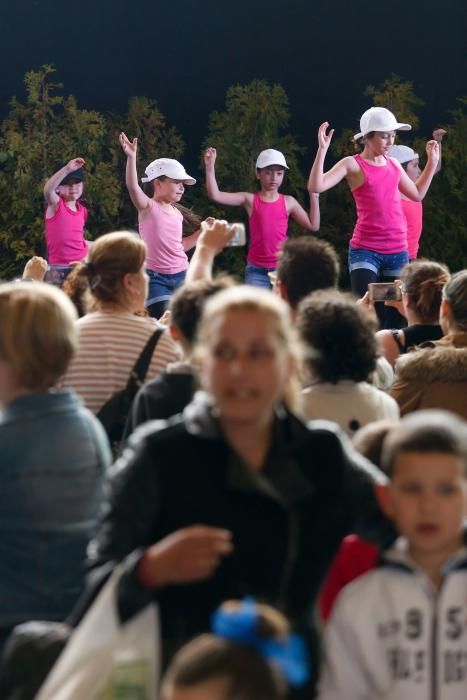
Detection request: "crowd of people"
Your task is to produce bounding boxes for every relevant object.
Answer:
[1,106,466,699]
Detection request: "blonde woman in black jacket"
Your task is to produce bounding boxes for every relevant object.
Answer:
[87,286,390,693]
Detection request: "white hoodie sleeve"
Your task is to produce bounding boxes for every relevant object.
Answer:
[317,593,373,700]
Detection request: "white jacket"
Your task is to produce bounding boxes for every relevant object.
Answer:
[318,540,467,700]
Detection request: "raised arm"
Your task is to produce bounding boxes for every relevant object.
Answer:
[119,132,151,212]
[307,123,352,193]
[286,194,320,231]
[397,140,439,201]
[43,157,85,213]
[185,219,236,283]
[432,128,446,175]
[204,147,251,209]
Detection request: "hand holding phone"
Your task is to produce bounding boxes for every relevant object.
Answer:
[225,223,246,247]
[368,282,402,303]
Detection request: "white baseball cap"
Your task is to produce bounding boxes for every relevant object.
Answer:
[256,149,289,170]
[141,158,196,185]
[388,145,419,164]
[353,107,411,140]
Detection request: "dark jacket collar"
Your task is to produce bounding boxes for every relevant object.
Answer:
[182,391,315,504]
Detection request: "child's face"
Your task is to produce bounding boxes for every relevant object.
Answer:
[386,451,467,563]
[256,165,285,192]
[57,180,83,202]
[405,157,421,182]
[366,131,396,156]
[155,177,185,203]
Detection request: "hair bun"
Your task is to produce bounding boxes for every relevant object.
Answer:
[211,598,309,687]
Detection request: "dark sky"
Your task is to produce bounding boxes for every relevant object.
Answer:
[1,0,466,170]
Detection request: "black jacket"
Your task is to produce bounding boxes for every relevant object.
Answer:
[87,392,388,659]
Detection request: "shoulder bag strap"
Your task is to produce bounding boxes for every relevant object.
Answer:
[127,327,164,392]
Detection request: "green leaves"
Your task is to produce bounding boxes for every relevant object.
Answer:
[0,68,466,281]
[0,66,184,278]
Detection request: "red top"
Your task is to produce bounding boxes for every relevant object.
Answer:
[401,198,423,259]
[319,534,379,622]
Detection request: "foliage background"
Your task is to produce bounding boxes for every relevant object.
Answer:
[0,67,465,281]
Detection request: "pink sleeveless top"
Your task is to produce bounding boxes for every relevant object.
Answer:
[138,201,188,274]
[248,193,288,268]
[45,198,88,265]
[401,198,423,259]
[350,155,407,254]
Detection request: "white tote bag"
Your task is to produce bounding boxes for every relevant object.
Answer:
[36,566,160,700]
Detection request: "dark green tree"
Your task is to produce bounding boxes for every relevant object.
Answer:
[364,74,424,132]
[197,80,309,278]
[419,99,467,270]
[0,66,184,279]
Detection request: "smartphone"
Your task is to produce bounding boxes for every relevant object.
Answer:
[368,282,402,302]
[44,265,73,286]
[226,223,246,247]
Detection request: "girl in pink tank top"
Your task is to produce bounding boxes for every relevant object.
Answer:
[43,158,90,271]
[120,132,202,318]
[204,146,320,288]
[308,108,440,319]
[389,128,446,260]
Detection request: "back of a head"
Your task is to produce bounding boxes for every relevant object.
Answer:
[400,259,450,323]
[442,269,467,332]
[381,409,467,477]
[65,231,146,310]
[297,289,378,383]
[169,277,234,347]
[0,282,77,392]
[352,419,400,470]
[161,601,291,700]
[276,237,340,309]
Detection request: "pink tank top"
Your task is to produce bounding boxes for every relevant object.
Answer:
[401,198,423,259]
[138,201,188,274]
[45,198,88,265]
[350,155,407,254]
[248,193,288,268]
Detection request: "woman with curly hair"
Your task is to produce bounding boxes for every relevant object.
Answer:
[297,290,399,435]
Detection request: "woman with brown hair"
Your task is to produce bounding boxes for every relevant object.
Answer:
[376,259,450,366]
[391,269,467,417]
[61,230,178,415]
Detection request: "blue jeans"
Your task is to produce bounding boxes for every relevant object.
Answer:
[244,263,275,289]
[348,247,409,294]
[348,247,409,329]
[147,269,186,318]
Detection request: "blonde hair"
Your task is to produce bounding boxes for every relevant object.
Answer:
[0,282,77,390]
[195,285,303,412]
[65,231,146,311]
